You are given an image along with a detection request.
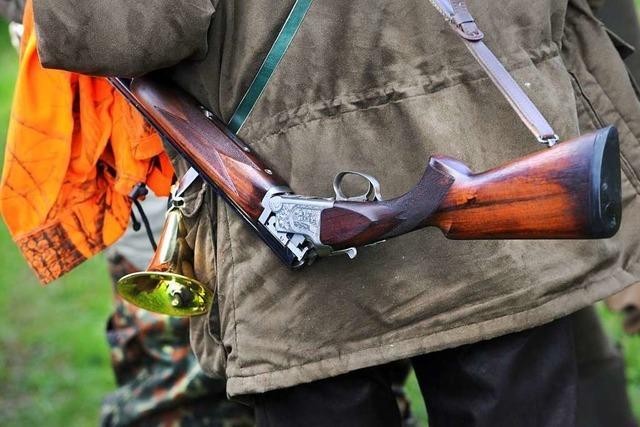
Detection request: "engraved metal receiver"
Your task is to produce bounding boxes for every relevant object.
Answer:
[258,172,386,265]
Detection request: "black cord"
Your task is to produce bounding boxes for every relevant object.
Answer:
[132,199,158,251]
[130,209,142,231]
[128,182,158,251]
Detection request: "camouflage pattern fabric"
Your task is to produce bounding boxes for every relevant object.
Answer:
[100,253,254,427]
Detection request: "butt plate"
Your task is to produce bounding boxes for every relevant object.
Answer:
[590,126,622,238]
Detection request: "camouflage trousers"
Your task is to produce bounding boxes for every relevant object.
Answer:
[100,253,254,427]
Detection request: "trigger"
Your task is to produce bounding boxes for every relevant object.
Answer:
[333,171,383,202]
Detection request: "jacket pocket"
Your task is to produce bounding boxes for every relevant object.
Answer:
[181,179,228,377]
[604,27,636,60]
[569,71,640,192]
[562,0,640,194]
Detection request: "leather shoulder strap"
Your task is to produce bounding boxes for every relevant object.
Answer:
[174,0,314,196]
[428,0,559,146]
[228,0,314,134]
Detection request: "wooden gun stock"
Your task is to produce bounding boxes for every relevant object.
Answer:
[318,127,621,251]
[116,76,622,267]
[427,127,621,239]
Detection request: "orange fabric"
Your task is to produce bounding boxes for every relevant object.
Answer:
[0,0,174,284]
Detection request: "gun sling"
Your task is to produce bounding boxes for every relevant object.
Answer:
[428,0,559,145]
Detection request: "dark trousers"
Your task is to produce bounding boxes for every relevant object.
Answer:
[254,317,577,427]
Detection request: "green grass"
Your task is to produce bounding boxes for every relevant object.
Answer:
[598,304,640,416]
[0,14,639,427]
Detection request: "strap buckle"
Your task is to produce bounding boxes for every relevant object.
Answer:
[451,13,484,40]
[453,21,484,41]
[537,134,560,148]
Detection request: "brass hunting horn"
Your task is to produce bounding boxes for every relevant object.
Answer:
[116,189,213,317]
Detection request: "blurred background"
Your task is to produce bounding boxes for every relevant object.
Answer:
[0,21,116,425]
[1,12,640,427]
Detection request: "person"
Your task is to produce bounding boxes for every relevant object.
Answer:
[104,194,417,426]
[572,307,637,427]
[597,0,640,335]
[596,0,640,82]
[1,4,417,425]
[25,0,640,424]
[571,2,640,425]
[101,194,255,427]
[1,3,253,425]
[0,0,22,23]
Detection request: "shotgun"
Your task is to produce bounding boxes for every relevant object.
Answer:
[113,77,622,269]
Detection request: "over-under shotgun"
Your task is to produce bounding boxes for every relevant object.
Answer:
[112,77,622,268]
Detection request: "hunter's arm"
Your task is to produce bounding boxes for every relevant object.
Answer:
[0,0,24,22]
[32,0,215,77]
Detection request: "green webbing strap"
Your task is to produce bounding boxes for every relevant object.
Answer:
[228,0,313,133]
[174,0,312,197]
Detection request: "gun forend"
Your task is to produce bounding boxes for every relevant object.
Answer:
[426,126,622,239]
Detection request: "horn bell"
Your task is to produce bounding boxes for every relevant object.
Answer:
[116,207,213,317]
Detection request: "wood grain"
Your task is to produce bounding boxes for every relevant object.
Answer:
[322,127,620,248]
[131,78,286,220]
[426,127,621,239]
[320,166,455,249]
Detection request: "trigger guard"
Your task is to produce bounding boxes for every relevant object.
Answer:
[333,171,383,202]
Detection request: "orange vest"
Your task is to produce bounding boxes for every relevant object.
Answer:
[0,0,173,284]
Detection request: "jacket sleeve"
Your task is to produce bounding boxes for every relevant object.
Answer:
[0,0,25,22]
[587,0,606,11]
[32,0,216,77]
